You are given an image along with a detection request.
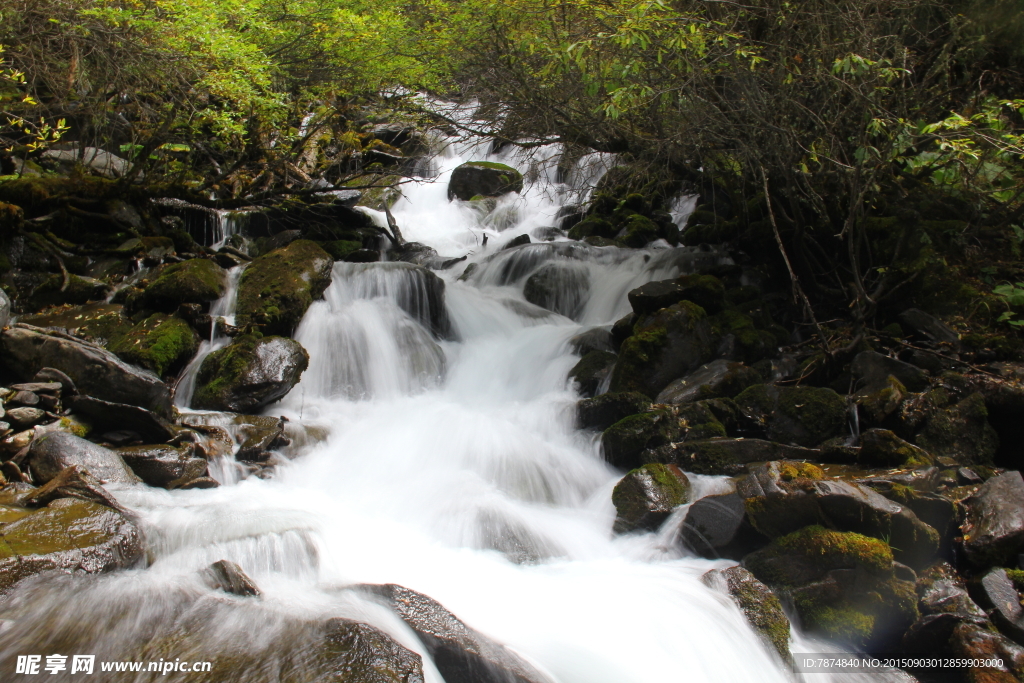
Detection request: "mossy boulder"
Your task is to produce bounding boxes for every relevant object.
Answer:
[914,390,998,465]
[568,350,616,397]
[601,409,680,470]
[448,161,523,201]
[618,214,660,248]
[143,258,227,312]
[108,314,199,377]
[708,309,777,364]
[743,526,919,650]
[676,274,726,314]
[576,391,651,431]
[609,301,713,398]
[25,274,112,312]
[859,428,934,468]
[611,463,690,533]
[655,359,762,404]
[236,239,333,336]
[567,215,616,241]
[648,438,819,476]
[0,497,144,594]
[18,303,131,345]
[192,335,309,413]
[735,384,847,447]
[702,566,790,659]
[319,239,363,261]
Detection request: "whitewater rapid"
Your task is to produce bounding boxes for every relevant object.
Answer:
[0,131,890,683]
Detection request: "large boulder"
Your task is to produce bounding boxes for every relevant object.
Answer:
[858,428,934,468]
[0,324,173,417]
[116,445,208,488]
[236,240,333,336]
[601,409,680,470]
[912,389,998,464]
[960,471,1024,568]
[108,313,199,377]
[682,491,765,560]
[743,525,918,650]
[27,432,141,485]
[851,350,929,394]
[702,566,790,659]
[976,568,1024,644]
[737,460,939,569]
[359,583,551,683]
[568,350,616,397]
[523,262,590,319]
[609,301,714,398]
[142,258,228,311]
[191,336,309,413]
[448,161,524,201]
[0,498,144,593]
[734,384,847,447]
[611,463,690,533]
[648,438,819,476]
[65,395,175,443]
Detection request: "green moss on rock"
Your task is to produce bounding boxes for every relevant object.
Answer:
[143,258,227,311]
[109,313,199,377]
[236,239,333,336]
[601,409,679,470]
[319,239,363,261]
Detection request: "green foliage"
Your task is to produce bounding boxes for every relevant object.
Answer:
[993,282,1024,327]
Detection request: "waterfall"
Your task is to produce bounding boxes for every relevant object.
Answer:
[0,126,891,683]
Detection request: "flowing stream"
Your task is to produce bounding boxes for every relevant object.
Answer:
[1,133,889,682]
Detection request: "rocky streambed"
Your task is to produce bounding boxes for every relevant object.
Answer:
[0,129,1021,682]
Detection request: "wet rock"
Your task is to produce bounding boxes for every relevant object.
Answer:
[33,368,75,394]
[25,274,113,311]
[576,392,651,431]
[0,498,144,594]
[899,308,961,349]
[108,313,199,377]
[192,336,309,413]
[976,568,1024,643]
[523,262,590,319]
[28,432,141,485]
[117,445,208,488]
[321,618,426,683]
[961,471,1024,568]
[352,262,453,340]
[0,324,173,417]
[734,383,847,447]
[233,414,287,462]
[865,478,960,545]
[674,274,726,315]
[11,382,61,396]
[22,464,127,513]
[702,566,790,659]
[202,559,261,597]
[236,240,333,335]
[859,428,934,468]
[655,359,761,405]
[502,234,531,250]
[852,350,930,393]
[610,313,635,350]
[142,258,228,311]
[568,350,615,398]
[65,395,175,443]
[627,280,688,316]
[683,492,765,560]
[611,463,690,533]
[601,409,680,470]
[10,390,40,406]
[743,525,918,650]
[448,161,524,201]
[18,303,131,347]
[948,622,1024,681]
[903,562,990,656]
[649,438,819,476]
[738,461,939,569]
[5,406,45,429]
[359,583,550,683]
[609,301,714,398]
[178,477,219,489]
[568,327,614,356]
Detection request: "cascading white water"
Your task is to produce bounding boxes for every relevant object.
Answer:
[0,129,895,683]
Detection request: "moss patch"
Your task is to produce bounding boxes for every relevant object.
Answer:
[108,313,199,377]
[143,258,227,311]
[236,239,333,336]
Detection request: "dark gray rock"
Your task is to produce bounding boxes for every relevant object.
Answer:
[961,471,1024,568]
[66,395,175,443]
[611,463,690,533]
[28,432,141,485]
[899,308,961,349]
[0,498,144,594]
[502,234,531,250]
[903,562,990,655]
[192,336,309,413]
[734,383,848,447]
[702,566,790,659]
[655,359,761,405]
[203,559,261,597]
[359,583,551,683]
[948,622,1024,680]
[448,162,524,201]
[851,350,930,393]
[682,492,764,560]
[117,445,207,488]
[859,428,933,468]
[977,568,1024,644]
[568,350,615,398]
[233,414,287,462]
[5,406,45,429]
[22,464,127,513]
[0,324,172,417]
[627,280,687,316]
[647,438,820,476]
[523,262,590,319]
[321,618,426,683]
[33,368,76,395]
[568,327,614,356]
[576,392,651,431]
